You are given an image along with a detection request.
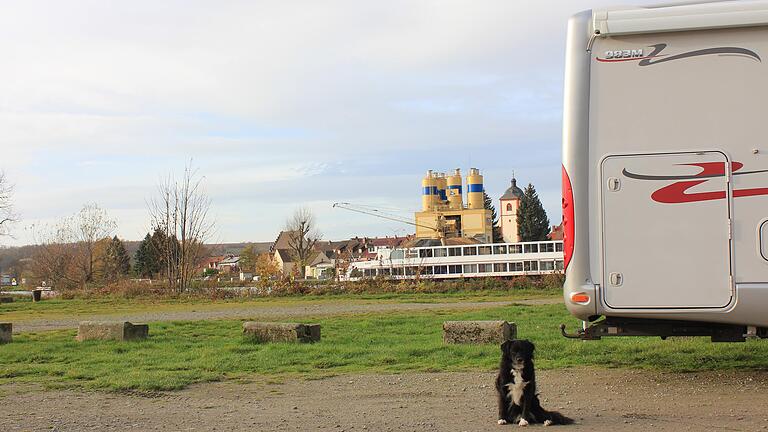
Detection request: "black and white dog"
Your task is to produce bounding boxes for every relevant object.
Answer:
[496,340,573,426]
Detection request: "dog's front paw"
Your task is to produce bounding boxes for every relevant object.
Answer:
[543,420,553,427]
[497,419,508,425]
[518,419,529,427]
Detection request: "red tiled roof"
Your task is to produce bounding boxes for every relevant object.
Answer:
[548,224,564,240]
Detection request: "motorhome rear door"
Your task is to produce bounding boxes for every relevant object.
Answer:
[601,152,733,308]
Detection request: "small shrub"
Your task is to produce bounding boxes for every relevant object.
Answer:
[541,272,565,289]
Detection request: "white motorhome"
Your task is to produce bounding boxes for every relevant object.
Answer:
[561,1,768,341]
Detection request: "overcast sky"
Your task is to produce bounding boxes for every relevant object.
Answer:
[0,0,644,246]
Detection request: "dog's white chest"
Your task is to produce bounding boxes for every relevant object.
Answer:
[506,369,528,406]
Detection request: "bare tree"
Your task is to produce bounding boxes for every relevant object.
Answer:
[285,207,321,279]
[73,203,116,283]
[148,163,214,293]
[29,203,115,288]
[30,222,79,289]
[150,177,179,290]
[0,171,18,238]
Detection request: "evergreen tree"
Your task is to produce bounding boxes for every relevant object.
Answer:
[134,233,161,278]
[102,236,130,282]
[483,192,503,243]
[516,183,550,241]
[150,227,181,276]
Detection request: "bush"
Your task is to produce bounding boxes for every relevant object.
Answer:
[49,274,559,300]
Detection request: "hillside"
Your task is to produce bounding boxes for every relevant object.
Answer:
[0,241,274,275]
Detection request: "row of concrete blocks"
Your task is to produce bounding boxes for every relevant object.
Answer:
[0,322,152,344]
[0,321,323,344]
[240,321,517,344]
[0,320,517,345]
[74,321,325,343]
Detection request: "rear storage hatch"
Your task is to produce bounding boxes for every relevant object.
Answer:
[601,152,732,308]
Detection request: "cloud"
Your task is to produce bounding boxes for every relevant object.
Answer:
[0,0,644,245]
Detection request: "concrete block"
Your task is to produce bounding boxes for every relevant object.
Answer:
[0,296,13,303]
[76,321,149,342]
[305,324,321,342]
[40,290,59,300]
[442,320,516,345]
[243,322,321,343]
[0,323,11,344]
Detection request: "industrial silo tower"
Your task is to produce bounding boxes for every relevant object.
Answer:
[414,167,493,242]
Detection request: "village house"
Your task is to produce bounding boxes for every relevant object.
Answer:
[217,255,240,273]
[270,231,412,278]
[201,256,227,271]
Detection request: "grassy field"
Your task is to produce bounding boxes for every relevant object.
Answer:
[2,302,768,392]
[0,288,559,323]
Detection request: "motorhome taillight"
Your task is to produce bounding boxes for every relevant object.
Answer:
[570,292,590,304]
[562,165,575,270]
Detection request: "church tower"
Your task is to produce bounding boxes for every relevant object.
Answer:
[499,176,524,243]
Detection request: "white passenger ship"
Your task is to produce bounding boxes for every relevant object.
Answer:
[344,240,564,280]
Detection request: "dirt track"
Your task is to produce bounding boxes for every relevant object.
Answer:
[11,299,560,333]
[3,368,768,431]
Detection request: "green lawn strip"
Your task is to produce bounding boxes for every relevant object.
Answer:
[0,288,559,323]
[2,303,766,392]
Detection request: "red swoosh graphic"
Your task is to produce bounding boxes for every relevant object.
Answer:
[652,180,724,203]
[650,161,768,203]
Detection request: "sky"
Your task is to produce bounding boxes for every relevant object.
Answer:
[0,0,644,246]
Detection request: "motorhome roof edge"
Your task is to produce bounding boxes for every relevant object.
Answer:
[594,0,768,36]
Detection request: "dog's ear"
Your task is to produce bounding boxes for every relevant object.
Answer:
[523,340,536,357]
[500,340,512,356]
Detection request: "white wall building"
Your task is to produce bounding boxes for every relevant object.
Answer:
[499,177,523,243]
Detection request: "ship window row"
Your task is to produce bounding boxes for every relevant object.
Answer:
[359,260,564,277]
[410,241,562,259]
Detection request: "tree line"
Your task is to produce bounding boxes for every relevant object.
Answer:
[20,164,213,292]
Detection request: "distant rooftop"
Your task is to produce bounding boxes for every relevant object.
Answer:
[500,177,523,200]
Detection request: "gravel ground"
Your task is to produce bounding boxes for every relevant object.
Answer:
[11,298,560,333]
[3,368,768,431]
